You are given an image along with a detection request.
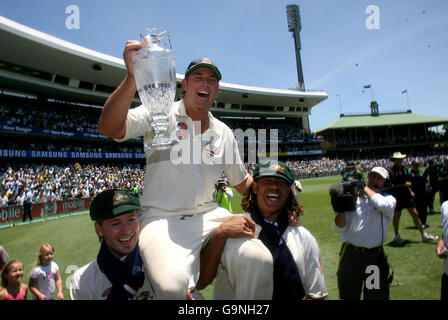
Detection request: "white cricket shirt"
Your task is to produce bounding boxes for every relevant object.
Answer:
[69,259,154,300]
[283,226,328,299]
[334,193,396,248]
[117,100,248,216]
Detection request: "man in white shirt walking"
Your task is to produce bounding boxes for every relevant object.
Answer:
[22,187,34,222]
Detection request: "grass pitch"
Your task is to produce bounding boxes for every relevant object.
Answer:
[1,175,444,300]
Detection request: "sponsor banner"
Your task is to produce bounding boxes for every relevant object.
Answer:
[287,138,325,143]
[1,124,99,138]
[286,149,326,156]
[0,198,92,223]
[258,149,325,157]
[242,138,325,143]
[1,124,33,134]
[0,125,142,142]
[0,149,146,159]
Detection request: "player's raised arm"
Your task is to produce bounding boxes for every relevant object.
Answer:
[98,40,144,139]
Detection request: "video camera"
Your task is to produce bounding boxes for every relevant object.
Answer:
[329,161,366,212]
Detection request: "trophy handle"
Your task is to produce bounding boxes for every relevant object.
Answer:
[140,29,171,49]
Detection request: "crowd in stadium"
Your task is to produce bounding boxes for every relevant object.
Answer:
[1,154,445,206]
[330,130,447,147]
[0,101,98,134]
[226,119,323,142]
[0,98,322,152]
[0,163,144,206]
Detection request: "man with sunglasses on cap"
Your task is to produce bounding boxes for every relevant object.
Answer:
[97,41,272,299]
[199,160,327,300]
[334,167,395,300]
[70,189,154,300]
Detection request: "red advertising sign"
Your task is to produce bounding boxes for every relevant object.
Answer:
[0,198,92,223]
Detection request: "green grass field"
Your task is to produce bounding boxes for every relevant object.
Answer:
[1,175,444,300]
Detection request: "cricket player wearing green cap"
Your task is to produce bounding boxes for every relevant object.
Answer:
[199,160,328,300]
[70,189,154,300]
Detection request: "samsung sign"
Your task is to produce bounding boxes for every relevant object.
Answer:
[0,149,145,159]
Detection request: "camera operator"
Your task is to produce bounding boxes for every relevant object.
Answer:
[213,176,234,213]
[333,167,396,300]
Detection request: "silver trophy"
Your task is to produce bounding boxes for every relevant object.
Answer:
[133,28,178,150]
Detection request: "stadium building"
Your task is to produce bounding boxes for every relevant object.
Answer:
[0,16,329,166]
[316,100,448,159]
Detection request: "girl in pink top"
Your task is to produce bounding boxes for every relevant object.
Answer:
[0,260,28,300]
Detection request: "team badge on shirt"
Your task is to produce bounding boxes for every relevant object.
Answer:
[176,122,188,140]
[203,136,216,157]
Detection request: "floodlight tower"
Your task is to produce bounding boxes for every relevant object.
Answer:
[286,4,305,92]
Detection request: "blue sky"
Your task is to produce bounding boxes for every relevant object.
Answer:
[1,0,447,131]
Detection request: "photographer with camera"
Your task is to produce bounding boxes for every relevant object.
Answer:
[332,167,396,300]
[213,176,234,213]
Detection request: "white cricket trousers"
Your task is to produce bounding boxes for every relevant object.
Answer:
[138,207,273,300]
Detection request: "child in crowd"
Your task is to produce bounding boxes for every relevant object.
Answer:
[29,243,64,300]
[0,259,28,300]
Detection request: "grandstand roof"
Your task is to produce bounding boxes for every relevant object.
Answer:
[0,16,327,118]
[315,111,448,132]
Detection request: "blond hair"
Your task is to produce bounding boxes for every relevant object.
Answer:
[33,243,55,268]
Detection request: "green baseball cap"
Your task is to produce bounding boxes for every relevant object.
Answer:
[253,160,295,185]
[90,189,141,221]
[185,58,222,80]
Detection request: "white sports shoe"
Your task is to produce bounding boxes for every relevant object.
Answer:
[422,232,438,242]
[394,234,405,244]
